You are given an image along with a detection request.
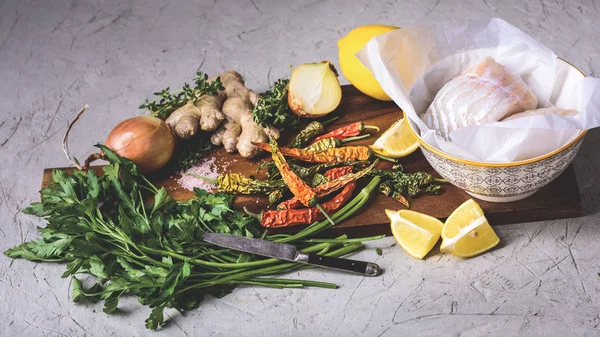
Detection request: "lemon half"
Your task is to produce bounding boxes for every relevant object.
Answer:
[386,209,443,259]
[338,24,399,101]
[440,199,500,258]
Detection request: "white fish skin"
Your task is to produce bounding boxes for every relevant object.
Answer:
[422,57,538,139]
[502,107,578,121]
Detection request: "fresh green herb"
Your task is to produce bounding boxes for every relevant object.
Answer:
[376,248,383,256]
[139,72,224,120]
[4,146,381,330]
[252,79,299,129]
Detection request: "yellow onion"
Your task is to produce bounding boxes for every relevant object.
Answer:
[288,61,342,118]
[105,116,176,173]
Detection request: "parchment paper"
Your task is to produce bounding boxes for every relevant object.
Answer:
[356,18,600,162]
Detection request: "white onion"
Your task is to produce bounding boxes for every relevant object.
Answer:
[288,61,342,118]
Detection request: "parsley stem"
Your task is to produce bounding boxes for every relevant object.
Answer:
[244,277,336,287]
[233,278,337,289]
[176,243,363,294]
[226,281,294,289]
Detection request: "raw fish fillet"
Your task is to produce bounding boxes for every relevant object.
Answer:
[422,57,538,139]
[502,107,578,121]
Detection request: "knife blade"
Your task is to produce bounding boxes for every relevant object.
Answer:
[203,233,381,277]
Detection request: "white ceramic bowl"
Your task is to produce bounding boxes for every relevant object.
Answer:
[407,59,587,202]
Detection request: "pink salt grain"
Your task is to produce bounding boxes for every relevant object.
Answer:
[178,157,219,191]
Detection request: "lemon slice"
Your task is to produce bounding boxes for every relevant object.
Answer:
[386,209,443,259]
[370,118,419,158]
[440,199,500,258]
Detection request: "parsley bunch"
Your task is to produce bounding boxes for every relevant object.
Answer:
[4,146,379,330]
[252,78,299,129]
[139,72,224,120]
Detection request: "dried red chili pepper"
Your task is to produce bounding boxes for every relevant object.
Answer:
[303,134,371,152]
[313,161,376,197]
[269,139,318,207]
[325,166,352,180]
[278,166,354,210]
[261,182,357,228]
[309,122,379,144]
[254,142,372,163]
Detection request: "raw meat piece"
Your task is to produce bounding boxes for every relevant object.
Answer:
[422,57,538,139]
[502,107,578,121]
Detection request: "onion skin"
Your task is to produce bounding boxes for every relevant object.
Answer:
[105,116,176,174]
[288,91,313,118]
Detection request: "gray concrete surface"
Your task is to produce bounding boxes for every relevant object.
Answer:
[1,0,600,336]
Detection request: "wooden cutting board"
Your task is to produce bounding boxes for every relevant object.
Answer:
[41,85,583,237]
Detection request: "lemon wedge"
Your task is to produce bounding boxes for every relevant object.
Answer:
[370,118,419,158]
[440,199,500,258]
[386,209,443,259]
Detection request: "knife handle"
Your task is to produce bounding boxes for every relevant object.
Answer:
[301,253,381,276]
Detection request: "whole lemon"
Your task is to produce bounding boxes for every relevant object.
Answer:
[338,24,399,101]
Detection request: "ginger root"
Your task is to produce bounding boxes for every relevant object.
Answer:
[166,83,226,138]
[167,70,279,158]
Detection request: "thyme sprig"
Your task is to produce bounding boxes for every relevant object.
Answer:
[252,78,299,129]
[139,72,224,120]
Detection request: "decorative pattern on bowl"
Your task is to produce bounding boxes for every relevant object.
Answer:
[419,137,584,202]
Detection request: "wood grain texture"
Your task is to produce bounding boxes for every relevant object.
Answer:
[41,85,583,237]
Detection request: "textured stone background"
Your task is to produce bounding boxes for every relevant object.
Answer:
[1,0,600,336]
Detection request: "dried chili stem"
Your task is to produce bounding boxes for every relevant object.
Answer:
[374,153,398,163]
[321,116,340,125]
[341,134,371,143]
[363,125,380,131]
[242,207,262,220]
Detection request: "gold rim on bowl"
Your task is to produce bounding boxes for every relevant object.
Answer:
[406,57,587,167]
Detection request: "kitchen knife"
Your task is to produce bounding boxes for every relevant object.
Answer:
[203,233,381,277]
